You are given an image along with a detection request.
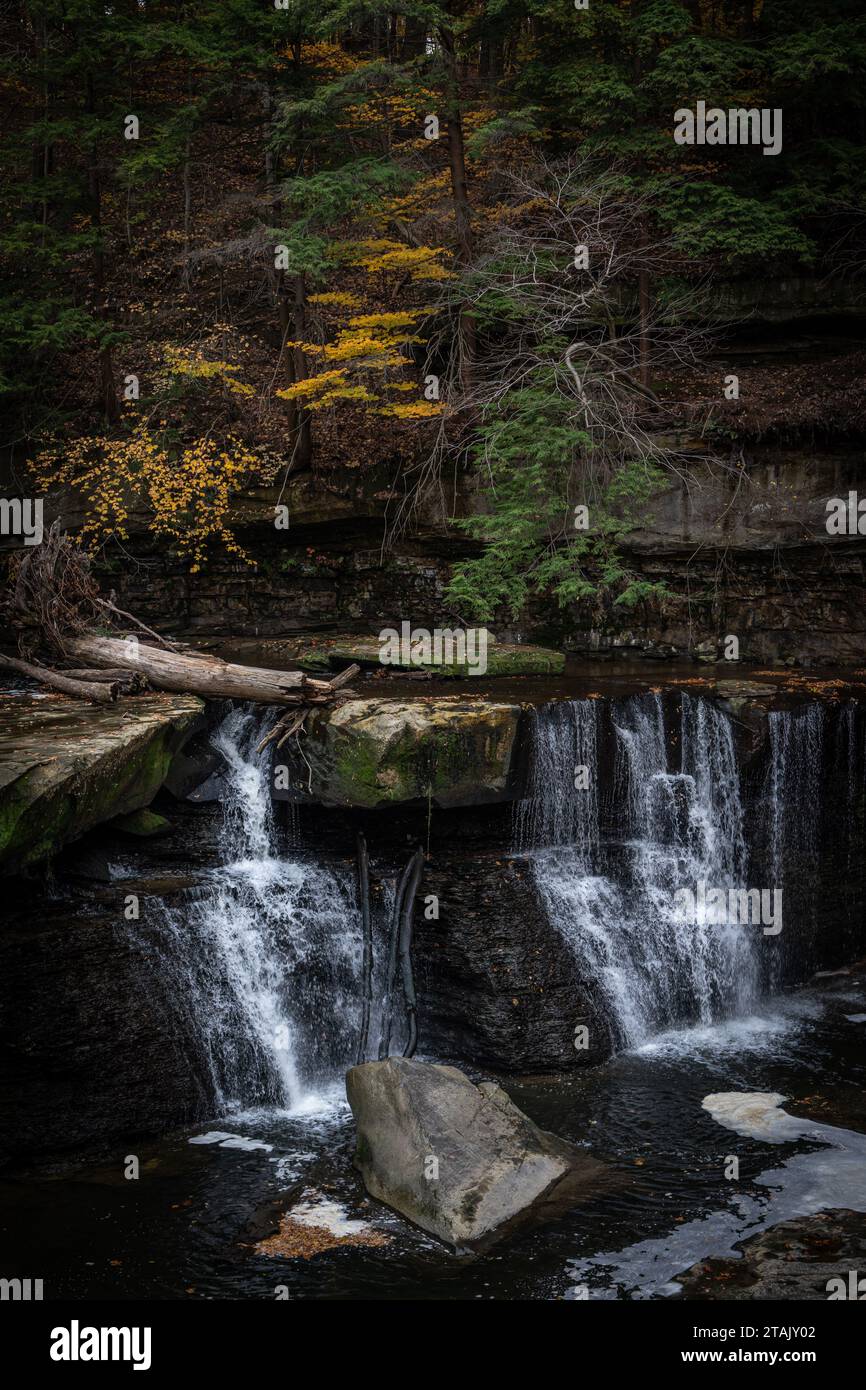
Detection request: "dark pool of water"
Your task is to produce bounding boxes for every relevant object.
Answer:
[2,974,864,1302]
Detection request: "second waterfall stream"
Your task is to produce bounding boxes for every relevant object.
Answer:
[515,693,759,1050]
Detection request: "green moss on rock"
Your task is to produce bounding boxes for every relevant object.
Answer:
[111,808,172,837]
[0,694,203,873]
[291,698,520,808]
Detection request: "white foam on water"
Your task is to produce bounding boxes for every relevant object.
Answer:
[701,1091,804,1142]
[701,1090,865,1148]
[188,1131,273,1151]
[845,1013,866,1023]
[218,1135,274,1151]
[107,860,136,880]
[567,1088,866,1299]
[290,1193,374,1238]
[286,1085,351,1120]
[270,1152,317,1184]
[632,994,825,1062]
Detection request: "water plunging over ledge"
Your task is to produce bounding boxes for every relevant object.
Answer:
[146,707,363,1114]
[512,692,841,1052]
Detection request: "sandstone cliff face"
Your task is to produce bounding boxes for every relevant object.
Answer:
[71,437,866,667]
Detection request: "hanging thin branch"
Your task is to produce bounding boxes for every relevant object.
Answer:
[398,848,424,1059]
[355,831,374,1064]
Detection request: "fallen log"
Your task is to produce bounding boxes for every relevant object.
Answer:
[0,652,117,705]
[61,667,148,691]
[66,634,356,705]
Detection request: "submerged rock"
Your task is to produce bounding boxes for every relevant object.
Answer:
[345,1057,607,1251]
[236,631,565,678]
[110,808,172,837]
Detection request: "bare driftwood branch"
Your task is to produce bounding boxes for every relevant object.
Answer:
[0,652,117,704]
[95,598,180,651]
[254,663,361,753]
[61,668,148,691]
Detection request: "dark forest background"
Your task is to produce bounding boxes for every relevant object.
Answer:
[2,1,865,622]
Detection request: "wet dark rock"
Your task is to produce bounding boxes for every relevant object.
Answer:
[676,1209,866,1300]
[713,679,777,701]
[413,850,611,1071]
[162,732,223,801]
[59,844,115,883]
[692,639,720,663]
[0,907,211,1166]
[110,808,172,837]
[346,1056,608,1251]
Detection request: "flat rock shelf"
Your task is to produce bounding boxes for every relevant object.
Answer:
[0,692,204,872]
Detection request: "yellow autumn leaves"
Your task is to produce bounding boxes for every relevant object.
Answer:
[30,225,448,568]
[32,426,268,571]
[277,307,444,416]
[163,347,256,397]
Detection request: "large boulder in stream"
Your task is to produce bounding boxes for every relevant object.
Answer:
[346,1057,608,1251]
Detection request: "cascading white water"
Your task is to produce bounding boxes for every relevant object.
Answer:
[514,699,599,860]
[151,707,361,1114]
[518,694,758,1049]
[614,693,755,1027]
[767,704,825,887]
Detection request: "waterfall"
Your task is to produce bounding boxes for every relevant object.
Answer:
[518,694,758,1050]
[148,707,362,1114]
[766,705,824,888]
[763,705,826,986]
[514,698,599,861]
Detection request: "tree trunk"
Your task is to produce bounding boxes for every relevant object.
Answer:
[265,83,312,471]
[0,653,117,704]
[65,636,353,705]
[291,273,313,469]
[638,268,650,388]
[402,16,427,58]
[438,25,476,388]
[85,72,120,425]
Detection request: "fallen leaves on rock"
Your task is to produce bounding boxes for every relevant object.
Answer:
[253,1211,391,1261]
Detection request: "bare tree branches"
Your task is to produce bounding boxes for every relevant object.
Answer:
[389,154,713,549]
